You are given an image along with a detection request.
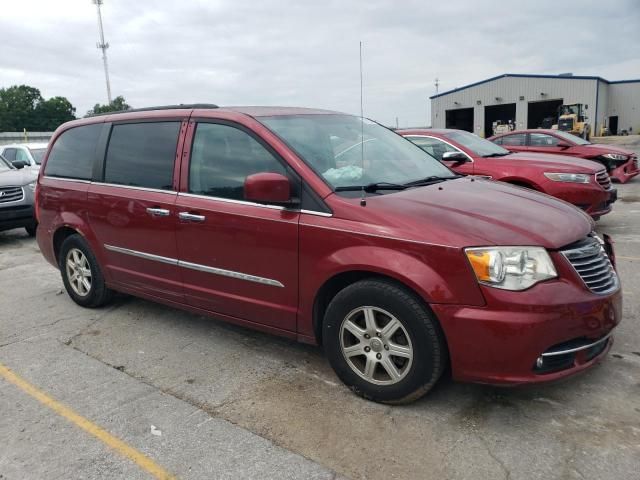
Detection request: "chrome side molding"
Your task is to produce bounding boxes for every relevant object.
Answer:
[104,244,284,288]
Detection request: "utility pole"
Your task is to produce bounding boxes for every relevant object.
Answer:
[93,0,112,104]
[434,77,439,95]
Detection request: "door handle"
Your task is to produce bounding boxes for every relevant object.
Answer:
[178,212,206,222]
[146,207,170,217]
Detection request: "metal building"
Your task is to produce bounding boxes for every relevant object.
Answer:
[430,73,640,138]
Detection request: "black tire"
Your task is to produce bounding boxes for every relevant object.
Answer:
[323,279,447,404]
[25,223,37,237]
[59,234,114,308]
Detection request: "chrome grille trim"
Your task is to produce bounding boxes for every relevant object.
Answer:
[561,237,619,295]
[0,186,24,204]
[595,170,612,190]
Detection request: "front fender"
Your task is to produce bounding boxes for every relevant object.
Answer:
[298,227,486,337]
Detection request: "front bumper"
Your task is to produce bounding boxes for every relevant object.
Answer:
[0,204,35,232]
[608,157,639,184]
[432,251,622,385]
[544,181,615,219]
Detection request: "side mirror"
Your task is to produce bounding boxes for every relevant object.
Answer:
[556,142,571,149]
[244,172,293,205]
[442,151,469,163]
[12,160,28,169]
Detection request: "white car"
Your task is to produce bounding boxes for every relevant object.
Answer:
[0,143,48,170]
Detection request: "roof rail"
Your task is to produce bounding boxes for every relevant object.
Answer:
[88,103,219,117]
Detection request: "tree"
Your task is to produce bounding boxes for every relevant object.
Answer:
[35,96,76,131]
[86,96,131,116]
[0,85,76,132]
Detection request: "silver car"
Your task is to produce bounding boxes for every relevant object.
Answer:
[0,154,38,236]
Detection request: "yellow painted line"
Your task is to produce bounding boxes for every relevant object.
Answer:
[617,256,640,260]
[0,363,176,480]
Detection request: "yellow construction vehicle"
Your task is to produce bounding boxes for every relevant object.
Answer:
[553,104,591,139]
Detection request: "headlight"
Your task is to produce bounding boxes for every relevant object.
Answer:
[27,182,36,192]
[602,153,628,161]
[465,246,557,291]
[543,172,590,183]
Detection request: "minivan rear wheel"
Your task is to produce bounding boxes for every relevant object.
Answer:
[323,279,447,404]
[59,234,113,308]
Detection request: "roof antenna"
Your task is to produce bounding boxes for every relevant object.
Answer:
[359,41,366,207]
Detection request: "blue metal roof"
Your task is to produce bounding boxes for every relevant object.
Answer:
[430,73,640,99]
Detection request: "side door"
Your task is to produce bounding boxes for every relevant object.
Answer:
[498,132,528,153]
[405,135,474,175]
[86,120,185,302]
[175,121,299,332]
[527,132,571,155]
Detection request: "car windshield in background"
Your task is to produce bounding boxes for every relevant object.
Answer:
[260,114,455,190]
[445,130,511,157]
[553,130,590,145]
[29,148,47,164]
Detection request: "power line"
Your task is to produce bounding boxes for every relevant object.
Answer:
[93,0,112,104]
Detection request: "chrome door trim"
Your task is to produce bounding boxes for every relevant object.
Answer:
[104,244,284,288]
[104,244,178,265]
[178,260,284,287]
[403,134,475,163]
[43,176,92,184]
[91,182,177,195]
[178,192,332,217]
[178,192,286,211]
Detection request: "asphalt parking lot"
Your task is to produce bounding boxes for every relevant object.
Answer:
[1,175,639,479]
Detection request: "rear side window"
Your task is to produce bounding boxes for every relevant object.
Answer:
[189,123,286,200]
[104,122,180,190]
[44,124,102,180]
[501,133,526,146]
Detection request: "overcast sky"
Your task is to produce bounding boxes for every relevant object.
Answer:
[1,0,639,126]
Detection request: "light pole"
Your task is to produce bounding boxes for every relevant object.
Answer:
[93,0,112,104]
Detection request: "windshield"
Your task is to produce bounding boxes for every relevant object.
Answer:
[260,114,455,189]
[0,155,11,171]
[29,148,47,164]
[444,130,510,157]
[553,130,590,145]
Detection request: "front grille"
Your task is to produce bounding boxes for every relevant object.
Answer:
[0,186,24,203]
[562,236,619,294]
[595,170,612,190]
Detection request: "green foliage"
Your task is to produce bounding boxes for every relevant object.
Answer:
[86,96,131,116]
[0,85,76,132]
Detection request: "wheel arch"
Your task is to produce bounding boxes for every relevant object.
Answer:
[312,270,448,350]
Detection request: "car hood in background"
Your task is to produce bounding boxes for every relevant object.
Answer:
[0,168,38,187]
[349,178,592,250]
[579,143,636,158]
[502,152,604,172]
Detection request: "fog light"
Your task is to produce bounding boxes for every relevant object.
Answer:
[536,357,544,368]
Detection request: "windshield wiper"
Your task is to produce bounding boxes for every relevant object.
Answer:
[482,152,510,158]
[335,182,408,192]
[403,174,461,187]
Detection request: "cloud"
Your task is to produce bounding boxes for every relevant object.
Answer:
[1,0,638,126]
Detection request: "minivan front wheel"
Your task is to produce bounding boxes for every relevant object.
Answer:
[59,234,113,308]
[323,279,447,404]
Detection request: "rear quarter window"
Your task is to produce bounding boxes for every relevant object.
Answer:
[104,122,180,190]
[44,124,102,180]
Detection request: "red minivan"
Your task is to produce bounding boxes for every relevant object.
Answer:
[36,105,622,404]
[398,129,617,220]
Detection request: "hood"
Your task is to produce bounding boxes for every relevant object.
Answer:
[348,178,592,250]
[580,143,636,157]
[0,168,38,187]
[504,152,604,172]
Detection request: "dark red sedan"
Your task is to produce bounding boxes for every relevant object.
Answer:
[488,129,639,184]
[399,129,617,220]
